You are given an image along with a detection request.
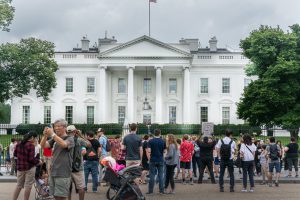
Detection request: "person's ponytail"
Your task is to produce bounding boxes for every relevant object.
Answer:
[21,130,38,145]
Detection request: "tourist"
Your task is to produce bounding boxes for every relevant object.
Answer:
[146,129,166,195]
[284,137,299,177]
[97,128,109,183]
[9,138,17,176]
[164,134,178,194]
[141,135,150,184]
[12,131,41,200]
[259,144,268,185]
[174,138,181,180]
[240,134,256,192]
[213,139,220,178]
[197,136,216,184]
[266,137,281,187]
[40,119,75,200]
[191,136,200,178]
[180,134,194,185]
[216,129,236,192]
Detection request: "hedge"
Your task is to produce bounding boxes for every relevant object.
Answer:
[15,123,262,137]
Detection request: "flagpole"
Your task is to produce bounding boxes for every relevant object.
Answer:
[149,0,151,37]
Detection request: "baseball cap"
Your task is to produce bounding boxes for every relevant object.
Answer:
[67,125,76,133]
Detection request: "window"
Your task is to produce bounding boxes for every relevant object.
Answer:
[118,78,126,93]
[144,78,151,94]
[118,106,125,125]
[222,107,230,124]
[244,78,251,88]
[169,106,176,124]
[200,78,208,93]
[22,106,30,124]
[65,106,73,124]
[169,78,177,94]
[222,78,230,93]
[44,106,51,124]
[200,107,208,123]
[87,77,95,93]
[143,114,151,125]
[87,106,94,124]
[66,78,73,93]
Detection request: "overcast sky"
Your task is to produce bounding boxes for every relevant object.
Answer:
[0,0,299,51]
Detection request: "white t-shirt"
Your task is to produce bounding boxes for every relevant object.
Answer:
[35,144,41,157]
[216,137,236,160]
[240,143,257,161]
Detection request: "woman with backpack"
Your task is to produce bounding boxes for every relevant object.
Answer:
[240,134,257,192]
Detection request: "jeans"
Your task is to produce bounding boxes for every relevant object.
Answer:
[287,158,298,172]
[242,161,254,188]
[165,164,176,190]
[219,159,234,189]
[84,160,99,192]
[199,158,215,183]
[148,161,164,193]
[192,156,201,177]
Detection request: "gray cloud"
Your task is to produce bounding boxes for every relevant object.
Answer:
[0,0,299,51]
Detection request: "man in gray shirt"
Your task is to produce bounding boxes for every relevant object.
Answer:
[41,119,75,200]
[122,123,143,166]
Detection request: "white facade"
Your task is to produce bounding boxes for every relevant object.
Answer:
[10,35,252,125]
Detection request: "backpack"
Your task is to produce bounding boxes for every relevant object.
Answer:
[72,137,82,172]
[85,144,98,160]
[220,139,233,160]
[269,144,279,161]
[101,136,111,152]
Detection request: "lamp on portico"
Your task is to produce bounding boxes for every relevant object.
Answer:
[143,66,152,110]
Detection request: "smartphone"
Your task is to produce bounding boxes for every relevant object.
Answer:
[47,124,53,128]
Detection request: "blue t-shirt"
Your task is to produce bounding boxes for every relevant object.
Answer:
[148,137,166,163]
[99,136,108,157]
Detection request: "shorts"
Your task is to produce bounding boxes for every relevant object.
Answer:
[214,157,220,165]
[16,167,36,189]
[71,171,85,190]
[180,161,191,169]
[49,176,71,198]
[269,162,281,173]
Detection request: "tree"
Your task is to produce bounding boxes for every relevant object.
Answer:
[237,25,300,138]
[0,38,58,102]
[0,103,10,123]
[0,0,15,31]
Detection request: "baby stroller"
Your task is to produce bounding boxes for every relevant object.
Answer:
[103,165,145,200]
[34,163,54,200]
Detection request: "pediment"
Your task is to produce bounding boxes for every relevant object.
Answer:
[83,98,98,103]
[62,98,77,103]
[99,35,192,59]
[166,98,180,104]
[196,99,211,104]
[19,97,34,103]
[218,99,234,104]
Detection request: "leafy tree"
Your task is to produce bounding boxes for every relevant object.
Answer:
[237,25,300,138]
[0,38,58,102]
[0,0,15,31]
[0,103,10,123]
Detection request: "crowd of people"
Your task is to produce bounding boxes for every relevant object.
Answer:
[2,118,299,199]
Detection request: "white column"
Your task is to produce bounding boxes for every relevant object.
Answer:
[127,66,135,123]
[155,65,163,124]
[183,66,191,124]
[98,65,107,123]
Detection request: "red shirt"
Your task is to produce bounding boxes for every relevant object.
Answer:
[43,148,52,157]
[180,140,194,162]
[14,141,40,171]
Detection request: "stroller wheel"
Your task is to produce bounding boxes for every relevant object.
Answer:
[106,186,119,200]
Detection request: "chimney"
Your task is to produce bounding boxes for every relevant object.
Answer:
[81,36,90,52]
[179,38,199,51]
[209,36,217,52]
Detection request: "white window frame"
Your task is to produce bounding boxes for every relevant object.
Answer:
[118,78,126,94]
[87,106,94,124]
[22,105,30,124]
[65,77,73,93]
[200,78,209,94]
[222,106,230,124]
[222,78,230,94]
[118,106,126,125]
[87,77,95,93]
[169,106,177,124]
[65,106,73,124]
[200,106,208,123]
[143,78,151,94]
[44,106,51,124]
[168,78,177,94]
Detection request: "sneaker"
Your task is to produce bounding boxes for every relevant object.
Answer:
[230,188,234,192]
[241,188,247,193]
[159,191,166,195]
[168,190,175,194]
[146,192,154,196]
[249,188,254,193]
[275,182,279,187]
[182,181,187,185]
[285,175,292,178]
[220,188,224,192]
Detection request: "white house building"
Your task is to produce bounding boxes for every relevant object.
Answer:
[10,35,252,125]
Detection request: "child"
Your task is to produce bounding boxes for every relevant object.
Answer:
[35,162,51,197]
[259,145,268,185]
